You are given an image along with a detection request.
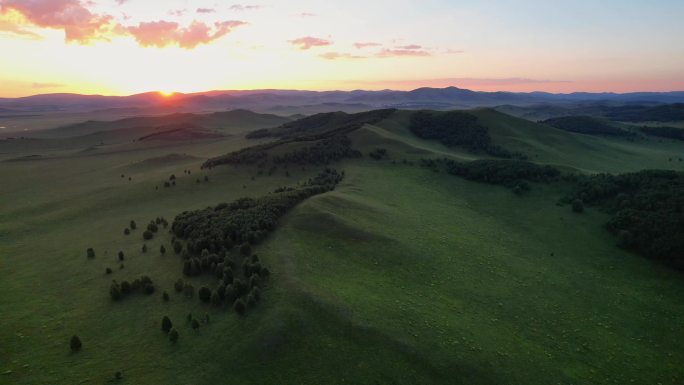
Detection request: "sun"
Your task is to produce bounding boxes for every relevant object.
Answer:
[159,90,175,97]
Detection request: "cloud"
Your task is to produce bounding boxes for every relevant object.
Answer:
[0,19,41,39]
[289,36,332,50]
[196,8,215,14]
[127,20,246,49]
[115,0,128,4]
[229,5,261,11]
[319,51,366,60]
[395,44,421,50]
[0,0,116,42]
[168,9,186,17]
[375,48,430,58]
[353,42,381,49]
[297,12,315,17]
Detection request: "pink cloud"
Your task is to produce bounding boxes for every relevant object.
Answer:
[196,8,215,14]
[320,51,366,60]
[127,20,246,49]
[396,44,422,50]
[289,36,332,50]
[375,49,431,58]
[0,0,115,42]
[353,42,381,49]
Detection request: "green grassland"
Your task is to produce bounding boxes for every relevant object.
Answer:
[1,109,684,384]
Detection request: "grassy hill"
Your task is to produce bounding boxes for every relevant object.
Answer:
[2,108,684,384]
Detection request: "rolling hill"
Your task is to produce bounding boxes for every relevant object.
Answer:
[2,106,684,385]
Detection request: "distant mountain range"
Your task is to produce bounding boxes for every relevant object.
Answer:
[1,87,684,115]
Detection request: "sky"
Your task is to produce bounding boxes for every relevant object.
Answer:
[0,0,683,97]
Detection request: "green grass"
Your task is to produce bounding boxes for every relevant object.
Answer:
[1,110,684,384]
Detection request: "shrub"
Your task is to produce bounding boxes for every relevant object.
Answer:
[118,251,124,261]
[247,291,257,307]
[120,280,131,295]
[168,328,179,343]
[105,267,112,275]
[130,220,137,230]
[142,244,148,253]
[162,291,169,301]
[124,228,130,235]
[109,281,121,300]
[160,245,166,255]
[210,290,221,306]
[240,243,252,256]
[572,199,584,213]
[70,335,82,352]
[191,319,200,331]
[161,316,172,333]
[174,278,184,292]
[86,248,95,259]
[223,285,237,303]
[233,298,246,315]
[143,231,153,240]
[198,286,211,302]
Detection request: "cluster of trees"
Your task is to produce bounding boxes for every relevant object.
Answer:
[205,109,396,169]
[562,170,684,269]
[272,135,361,165]
[639,126,684,141]
[172,169,343,252]
[142,217,168,240]
[247,109,396,140]
[369,148,388,160]
[109,276,155,300]
[441,159,560,193]
[409,111,524,159]
[543,116,634,137]
[605,103,684,122]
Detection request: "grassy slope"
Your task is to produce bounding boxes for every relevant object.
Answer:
[1,111,684,384]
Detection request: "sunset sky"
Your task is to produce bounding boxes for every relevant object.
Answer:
[1,0,683,97]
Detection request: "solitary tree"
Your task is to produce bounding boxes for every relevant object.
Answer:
[572,199,584,213]
[162,291,170,302]
[233,298,246,315]
[86,248,96,259]
[161,316,173,333]
[118,251,125,261]
[130,220,137,230]
[142,244,148,253]
[240,243,252,257]
[168,328,179,343]
[124,228,130,235]
[198,286,211,302]
[210,290,221,306]
[191,318,200,332]
[160,245,166,255]
[70,335,82,352]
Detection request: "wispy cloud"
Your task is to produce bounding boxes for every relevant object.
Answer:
[289,36,332,50]
[353,42,381,49]
[229,4,261,11]
[395,44,422,50]
[375,48,430,58]
[297,12,316,17]
[196,8,215,14]
[320,51,366,60]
